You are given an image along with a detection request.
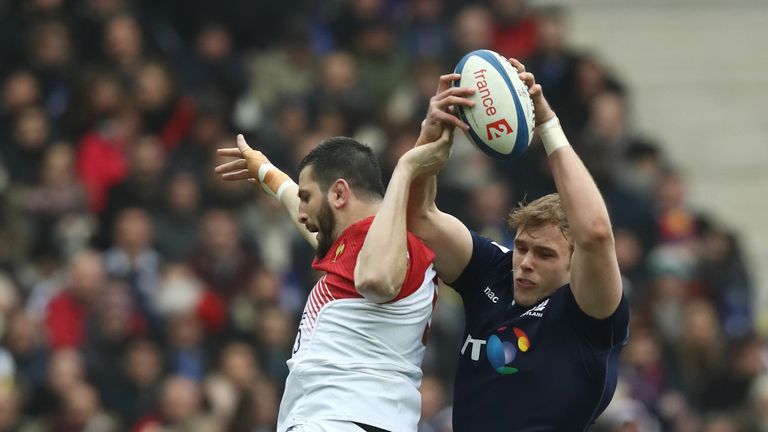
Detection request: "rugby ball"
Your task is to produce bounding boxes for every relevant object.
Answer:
[454,50,535,159]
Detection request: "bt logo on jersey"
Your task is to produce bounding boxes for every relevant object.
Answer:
[487,327,531,375]
[462,326,532,375]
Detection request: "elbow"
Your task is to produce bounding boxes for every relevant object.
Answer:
[577,220,614,250]
[355,276,401,303]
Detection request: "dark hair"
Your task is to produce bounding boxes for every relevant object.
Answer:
[298,136,385,199]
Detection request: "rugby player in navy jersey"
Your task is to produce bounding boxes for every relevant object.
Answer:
[402,58,629,431]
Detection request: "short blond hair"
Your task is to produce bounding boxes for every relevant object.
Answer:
[507,193,572,249]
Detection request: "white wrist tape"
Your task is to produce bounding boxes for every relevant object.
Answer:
[275,180,295,201]
[536,115,570,156]
[257,163,274,183]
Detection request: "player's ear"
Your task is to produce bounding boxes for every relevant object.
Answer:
[329,179,350,208]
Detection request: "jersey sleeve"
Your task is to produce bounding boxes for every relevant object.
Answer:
[448,231,512,297]
[388,232,436,302]
[564,288,630,351]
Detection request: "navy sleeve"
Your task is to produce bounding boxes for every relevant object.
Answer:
[448,231,511,297]
[564,289,630,351]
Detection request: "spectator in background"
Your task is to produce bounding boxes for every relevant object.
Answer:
[1,106,51,184]
[676,299,727,411]
[76,100,140,214]
[44,250,105,349]
[134,375,220,432]
[655,168,702,244]
[48,382,119,432]
[188,208,259,300]
[402,0,450,60]
[465,179,515,248]
[100,136,167,242]
[134,61,195,150]
[0,272,20,337]
[254,306,293,387]
[418,374,451,432]
[100,135,160,211]
[181,22,246,106]
[2,312,48,397]
[351,19,408,107]
[27,348,86,418]
[228,379,280,432]
[84,281,144,411]
[489,0,539,60]
[230,265,305,341]
[0,70,41,134]
[104,208,162,329]
[305,51,373,133]
[24,17,75,127]
[163,311,208,382]
[12,142,90,258]
[71,0,130,63]
[65,66,125,137]
[450,5,493,61]
[216,342,262,391]
[697,223,753,338]
[385,58,445,133]
[102,13,149,84]
[746,374,768,432]
[154,171,203,261]
[168,98,228,178]
[112,339,164,426]
[243,97,310,181]
[236,25,314,132]
[0,385,33,432]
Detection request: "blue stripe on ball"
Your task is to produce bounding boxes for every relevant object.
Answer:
[475,50,530,158]
[454,51,515,159]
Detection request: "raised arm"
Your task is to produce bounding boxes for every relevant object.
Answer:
[406,75,476,284]
[513,59,622,319]
[355,128,455,302]
[215,135,318,249]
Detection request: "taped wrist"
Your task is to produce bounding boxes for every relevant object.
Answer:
[536,115,570,156]
[257,163,295,200]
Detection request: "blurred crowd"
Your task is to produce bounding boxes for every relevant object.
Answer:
[0,0,763,431]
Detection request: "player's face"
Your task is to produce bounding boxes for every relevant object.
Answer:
[512,224,571,307]
[298,166,337,258]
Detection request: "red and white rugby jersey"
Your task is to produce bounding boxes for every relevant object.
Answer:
[277,216,437,432]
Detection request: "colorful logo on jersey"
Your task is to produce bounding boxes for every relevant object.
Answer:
[486,327,530,375]
[332,242,346,262]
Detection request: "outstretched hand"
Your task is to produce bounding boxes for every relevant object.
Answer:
[215,134,294,199]
[400,127,455,179]
[214,134,268,183]
[507,58,555,126]
[417,74,474,146]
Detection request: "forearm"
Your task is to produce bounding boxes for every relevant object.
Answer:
[406,174,472,284]
[542,118,613,247]
[355,165,412,302]
[407,174,437,226]
[277,183,319,249]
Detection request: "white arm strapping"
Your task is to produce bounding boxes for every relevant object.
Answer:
[536,115,570,156]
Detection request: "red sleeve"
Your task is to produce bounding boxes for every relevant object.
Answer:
[389,233,436,303]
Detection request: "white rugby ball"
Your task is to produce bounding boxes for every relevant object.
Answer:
[454,50,535,159]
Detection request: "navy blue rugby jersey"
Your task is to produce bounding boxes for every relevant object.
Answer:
[450,232,629,432]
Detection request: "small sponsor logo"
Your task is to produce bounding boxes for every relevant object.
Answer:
[332,242,346,262]
[486,119,514,141]
[521,299,549,318]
